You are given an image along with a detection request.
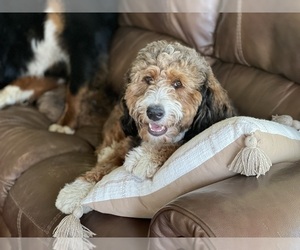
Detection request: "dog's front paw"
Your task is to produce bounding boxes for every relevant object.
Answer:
[55,179,94,214]
[49,124,75,135]
[123,148,160,180]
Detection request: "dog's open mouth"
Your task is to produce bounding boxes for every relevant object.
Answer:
[148,123,167,136]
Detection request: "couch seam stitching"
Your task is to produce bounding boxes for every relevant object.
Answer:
[46,211,63,234]
[9,192,50,235]
[236,0,250,66]
[17,209,22,237]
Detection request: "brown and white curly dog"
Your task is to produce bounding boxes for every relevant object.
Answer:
[82,40,236,182]
[55,40,236,214]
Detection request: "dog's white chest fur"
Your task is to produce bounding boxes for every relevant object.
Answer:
[25,19,69,77]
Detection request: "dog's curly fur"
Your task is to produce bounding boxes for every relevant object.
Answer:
[82,40,236,182]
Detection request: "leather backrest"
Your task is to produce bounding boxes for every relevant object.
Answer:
[215,13,300,84]
[119,1,220,56]
[213,13,300,119]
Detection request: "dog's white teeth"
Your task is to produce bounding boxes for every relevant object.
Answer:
[149,123,165,132]
[148,123,167,136]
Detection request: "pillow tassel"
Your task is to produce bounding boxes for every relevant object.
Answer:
[272,114,300,130]
[53,205,95,250]
[229,134,272,177]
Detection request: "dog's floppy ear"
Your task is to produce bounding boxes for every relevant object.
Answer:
[120,69,139,137]
[183,68,236,142]
[120,98,138,137]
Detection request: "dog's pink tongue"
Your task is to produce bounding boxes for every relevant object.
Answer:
[149,123,164,131]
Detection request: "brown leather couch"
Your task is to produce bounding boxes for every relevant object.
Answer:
[2,10,300,239]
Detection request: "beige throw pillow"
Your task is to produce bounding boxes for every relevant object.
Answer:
[82,116,300,218]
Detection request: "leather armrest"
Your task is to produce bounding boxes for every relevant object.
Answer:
[149,161,300,237]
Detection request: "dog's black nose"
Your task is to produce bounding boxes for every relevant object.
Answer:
[147,105,165,121]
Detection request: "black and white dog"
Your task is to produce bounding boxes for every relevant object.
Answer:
[0,5,118,133]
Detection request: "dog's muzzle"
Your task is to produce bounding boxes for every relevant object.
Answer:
[146,105,167,136]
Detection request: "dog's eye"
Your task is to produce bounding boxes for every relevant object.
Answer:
[143,76,154,85]
[172,80,183,89]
